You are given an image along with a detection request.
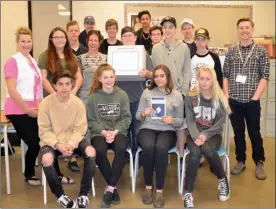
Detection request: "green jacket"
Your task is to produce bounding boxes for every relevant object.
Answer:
[86,86,131,138]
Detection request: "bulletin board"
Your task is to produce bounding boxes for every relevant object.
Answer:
[124,3,253,47]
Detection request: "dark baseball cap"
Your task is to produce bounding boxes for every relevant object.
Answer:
[195,28,210,39]
[160,16,177,27]
[84,16,95,24]
[121,26,136,37]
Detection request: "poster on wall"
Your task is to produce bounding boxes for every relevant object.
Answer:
[128,13,142,31]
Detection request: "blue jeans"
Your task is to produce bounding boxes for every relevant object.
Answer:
[128,102,140,154]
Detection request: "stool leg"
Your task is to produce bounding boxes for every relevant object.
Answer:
[91,177,96,197]
[21,139,26,173]
[4,124,11,194]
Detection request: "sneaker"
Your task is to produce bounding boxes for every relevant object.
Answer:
[142,188,153,205]
[183,193,194,208]
[231,161,246,175]
[76,195,89,208]
[111,189,120,205]
[101,191,113,208]
[57,194,77,208]
[219,177,230,201]
[255,161,267,180]
[153,192,165,208]
[68,161,80,172]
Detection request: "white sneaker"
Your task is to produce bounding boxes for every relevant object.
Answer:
[183,193,195,208]
[77,195,89,208]
[219,177,230,201]
[57,194,77,208]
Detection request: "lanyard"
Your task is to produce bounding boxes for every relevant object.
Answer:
[237,43,255,69]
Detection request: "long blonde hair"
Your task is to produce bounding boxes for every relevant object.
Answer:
[189,66,231,115]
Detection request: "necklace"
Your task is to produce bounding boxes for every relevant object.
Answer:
[142,32,151,40]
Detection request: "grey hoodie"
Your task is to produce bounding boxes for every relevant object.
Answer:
[136,87,184,131]
[185,94,226,141]
[86,86,132,138]
[151,39,191,96]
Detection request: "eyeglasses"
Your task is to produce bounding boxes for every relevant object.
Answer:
[122,34,135,38]
[52,36,66,40]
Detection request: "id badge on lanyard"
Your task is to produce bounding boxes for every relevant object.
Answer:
[236,44,255,84]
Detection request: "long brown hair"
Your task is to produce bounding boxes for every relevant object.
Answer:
[90,64,116,95]
[46,27,77,76]
[148,64,174,94]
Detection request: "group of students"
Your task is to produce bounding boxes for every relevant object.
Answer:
[3,9,270,209]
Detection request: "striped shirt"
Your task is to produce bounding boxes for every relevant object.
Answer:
[223,41,270,103]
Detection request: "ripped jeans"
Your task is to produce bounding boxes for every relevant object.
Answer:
[41,139,96,198]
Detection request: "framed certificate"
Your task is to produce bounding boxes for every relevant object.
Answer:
[108,45,146,81]
[151,96,166,119]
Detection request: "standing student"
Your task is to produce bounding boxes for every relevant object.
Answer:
[38,70,96,208]
[87,64,131,208]
[66,20,88,172]
[191,28,223,90]
[183,67,231,208]
[4,27,43,186]
[66,20,88,56]
[151,16,191,162]
[148,25,163,55]
[79,16,104,48]
[136,10,152,54]
[117,26,154,157]
[223,18,270,180]
[136,65,184,208]
[77,30,107,106]
[99,19,122,55]
[181,18,197,58]
[38,27,83,98]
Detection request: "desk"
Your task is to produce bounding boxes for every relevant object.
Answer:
[1,110,11,194]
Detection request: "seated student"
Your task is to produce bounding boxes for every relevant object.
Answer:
[183,66,231,208]
[38,70,96,208]
[86,64,131,208]
[136,64,184,208]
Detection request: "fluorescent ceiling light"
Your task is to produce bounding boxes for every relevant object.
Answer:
[58,11,70,16]
[58,4,66,10]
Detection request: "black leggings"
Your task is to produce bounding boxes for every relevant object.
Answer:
[91,134,128,187]
[6,114,40,178]
[184,135,226,192]
[137,128,176,190]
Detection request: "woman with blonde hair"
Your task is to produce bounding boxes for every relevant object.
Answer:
[86,64,131,208]
[183,66,231,208]
[4,26,43,186]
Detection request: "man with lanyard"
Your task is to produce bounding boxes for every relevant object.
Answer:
[223,18,270,180]
[136,10,152,54]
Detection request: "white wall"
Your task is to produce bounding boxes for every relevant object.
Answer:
[72,1,275,39]
[1,1,28,109]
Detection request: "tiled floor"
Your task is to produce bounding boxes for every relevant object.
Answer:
[1,137,275,208]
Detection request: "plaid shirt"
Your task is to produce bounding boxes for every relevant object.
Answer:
[223,41,270,103]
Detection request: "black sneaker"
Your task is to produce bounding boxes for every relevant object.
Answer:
[57,194,77,208]
[76,195,89,208]
[101,191,113,208]
[111,189,120,205]
[68,161,80,172]
[219,177,230,201]
[183,192,194,208]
